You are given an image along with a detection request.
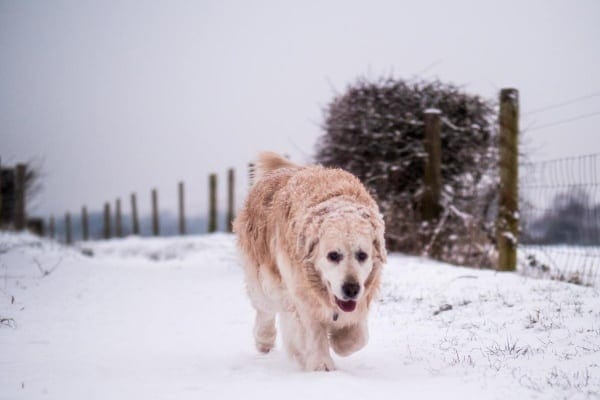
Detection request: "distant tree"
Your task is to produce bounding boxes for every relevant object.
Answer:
[24,160,44,208]
[0,159,43,227]
[526,190,599,245]
[315,77,499,267]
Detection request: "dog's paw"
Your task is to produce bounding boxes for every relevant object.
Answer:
[330,333,366,357]
[330,324,368,357]
[255,340,274,354]
[306,356,336,372]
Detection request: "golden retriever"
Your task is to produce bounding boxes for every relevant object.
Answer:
[233,152,386,371]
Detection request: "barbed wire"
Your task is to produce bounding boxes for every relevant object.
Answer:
[523,90,600,116]
[525,110,600,132]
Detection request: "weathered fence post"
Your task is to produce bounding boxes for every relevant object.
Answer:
[115,198,123,238]
[130,193,139,235]
[208,174,217,233]
[49,215,55,239]
[227,168,235,232]
[14,164,26,230]
[0,159,3,225]
[497,88,519,271]
[0,168,15,228]
[178,181,186,235]
[81,206,89,241]
[65,212,72,245]
[152,188,160,236]
[422,109,442,221]
[103,202,111,239]
[26,218,44,236]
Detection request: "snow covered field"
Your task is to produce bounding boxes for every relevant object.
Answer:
[520,245,600,287]
[1,232,599,399]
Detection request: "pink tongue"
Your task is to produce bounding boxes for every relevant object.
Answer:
[336,298,357,312]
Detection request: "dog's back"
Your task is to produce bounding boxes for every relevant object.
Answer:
[234,153,375,267]
[233,152,301,270]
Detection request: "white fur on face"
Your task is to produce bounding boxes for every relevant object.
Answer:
[314,224,374,302]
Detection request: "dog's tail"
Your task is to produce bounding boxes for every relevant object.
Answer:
[252,152,299,184]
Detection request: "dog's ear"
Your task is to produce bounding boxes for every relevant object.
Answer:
[297,232,319,262]
[363,210,386,305]
[365,209,386,265]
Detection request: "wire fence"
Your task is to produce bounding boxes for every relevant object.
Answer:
[519,153,600,286]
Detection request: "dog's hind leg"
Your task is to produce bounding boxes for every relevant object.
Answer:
[330,319,369,357]
[244,265,278,354]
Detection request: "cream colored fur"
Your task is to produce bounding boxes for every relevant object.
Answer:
[233,152,386,371]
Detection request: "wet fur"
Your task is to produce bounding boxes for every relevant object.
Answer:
[233,152,386,371]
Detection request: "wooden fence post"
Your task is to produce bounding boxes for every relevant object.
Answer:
[152,188,160,236]
[0,159,3,225]
[115,198,123,238]
[226,168,235,232]
[422,109,442,221]
[26,218,44,236]
[14,164,26,230]
[81,206,89,241]
[65,212,72,245]
[178,181,186,235]
[130,193,139,235]
[208,174,217,233]
[248,163,254,187]
[49,215,55,239]
[0,168,15,228]
[497,88,519,272]
[104,202,111,239]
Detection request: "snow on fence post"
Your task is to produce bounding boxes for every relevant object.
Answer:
[208,173,217,233]
[497,88,519,271]
[65,212,72,245]
[422,109,442,222]
[178,181,186,235]
[115,198,123,238]
[226,168,235,232]
[103,202,111,239]
[81,206,89,241]
[14,164,26,230]
[130,193,139,235]
[151,188,160,236]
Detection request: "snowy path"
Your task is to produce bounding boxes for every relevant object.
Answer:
[0,233,599,399]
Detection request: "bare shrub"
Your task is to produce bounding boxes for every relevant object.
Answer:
[315,77,498,267]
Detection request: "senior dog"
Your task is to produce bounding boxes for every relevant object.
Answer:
[233,152,386,371]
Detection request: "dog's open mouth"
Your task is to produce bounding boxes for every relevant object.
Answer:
[335,297,357,312]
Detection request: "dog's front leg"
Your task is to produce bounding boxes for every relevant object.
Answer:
[298,311,335,371]
[330,319,368,357]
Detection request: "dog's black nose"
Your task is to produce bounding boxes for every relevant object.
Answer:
[342,282,360,299]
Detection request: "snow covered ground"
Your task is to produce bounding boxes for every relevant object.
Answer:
[520,245,600,287]
[1,232,599,399]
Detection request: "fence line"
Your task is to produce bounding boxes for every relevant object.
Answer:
[40,169,237,242]
[519,153,600,285]
[1,88,598,287]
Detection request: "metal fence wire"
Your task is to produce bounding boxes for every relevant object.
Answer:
[519,153,600,286]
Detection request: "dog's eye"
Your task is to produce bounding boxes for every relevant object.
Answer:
[356,251,368,262]
[327,251,342,263]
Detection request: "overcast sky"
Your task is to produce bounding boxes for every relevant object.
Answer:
[2,0,600,218]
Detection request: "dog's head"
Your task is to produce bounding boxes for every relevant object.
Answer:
[299,203,386,314]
